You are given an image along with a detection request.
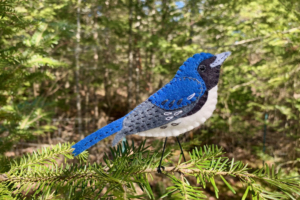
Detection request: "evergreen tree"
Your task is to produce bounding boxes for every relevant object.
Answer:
[0,0,300,199]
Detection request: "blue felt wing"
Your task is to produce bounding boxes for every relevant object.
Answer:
[148,77,206,111]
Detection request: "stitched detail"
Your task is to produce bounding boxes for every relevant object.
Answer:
[177,99,183,105]
[73,52,216,155]
[168,100,175,108]
[148,77,206,110]
[120,100,195,138]
[72,116,125,155]
[171,122,180,126]
[174,110,183,116]
[166,116,174,120]
[161,100,168,105]
[187,93,195,100]
[147,53,213,111]
[175,52,214,81]
[184,90,209,117]
[160,125,168,129]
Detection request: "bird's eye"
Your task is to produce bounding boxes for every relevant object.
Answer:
[199,65,206,72]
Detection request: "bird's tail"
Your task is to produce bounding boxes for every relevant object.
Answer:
[72,117,125,156]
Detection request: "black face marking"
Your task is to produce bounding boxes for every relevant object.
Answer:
[197,56,221,90]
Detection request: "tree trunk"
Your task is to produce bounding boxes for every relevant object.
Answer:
[127,0,133,111]
[75,0,82,139]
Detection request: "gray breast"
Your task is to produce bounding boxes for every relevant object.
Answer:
[122,100,197,135]
[112,98,198,146]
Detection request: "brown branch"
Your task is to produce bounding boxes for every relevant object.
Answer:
[203,26,300,49]
[142,166,257,178]
[0,174,8,182]
[231,27,300,46]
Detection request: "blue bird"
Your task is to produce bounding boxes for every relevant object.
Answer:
[72,51,231,172]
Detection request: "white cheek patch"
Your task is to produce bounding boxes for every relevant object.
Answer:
[136,86,218,137]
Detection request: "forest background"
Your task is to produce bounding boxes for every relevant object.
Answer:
[0,0,300,199]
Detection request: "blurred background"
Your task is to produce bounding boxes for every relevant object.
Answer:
[1,0,300,199]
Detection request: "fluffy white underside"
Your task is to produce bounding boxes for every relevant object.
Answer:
[136,85,218,137]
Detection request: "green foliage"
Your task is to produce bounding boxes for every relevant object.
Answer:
[0,0,63,152]
[0,142,299,199]
[0,98,57,153]
[200,0,300,137]
[1,0,300,199]
[163,174,207,199]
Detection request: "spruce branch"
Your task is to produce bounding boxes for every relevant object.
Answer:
[7,143,87,175]
[0,141,300,199]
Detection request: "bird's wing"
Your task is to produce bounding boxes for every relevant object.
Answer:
[112,77,206,145]
[148,77,206,110]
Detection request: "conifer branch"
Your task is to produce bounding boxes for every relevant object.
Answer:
[0,141,300,199]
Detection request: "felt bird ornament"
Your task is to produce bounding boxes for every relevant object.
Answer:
[72,51,231,172]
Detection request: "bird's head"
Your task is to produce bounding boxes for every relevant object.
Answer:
[175,51,231,90]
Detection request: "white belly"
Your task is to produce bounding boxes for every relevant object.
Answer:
[136,86,218,137]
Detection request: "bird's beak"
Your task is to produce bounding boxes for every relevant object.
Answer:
[210,51,231,68]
